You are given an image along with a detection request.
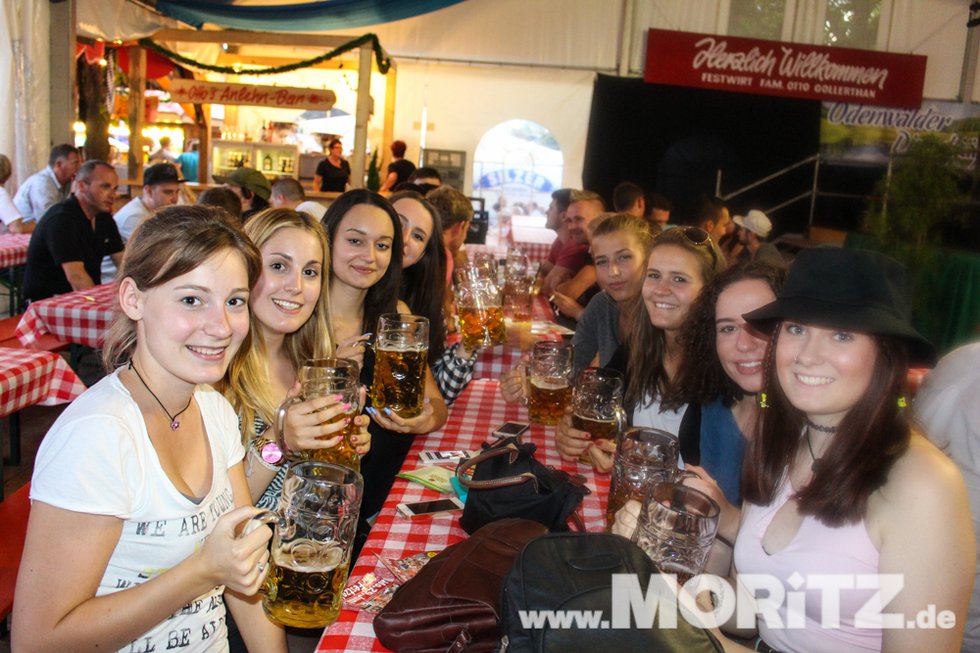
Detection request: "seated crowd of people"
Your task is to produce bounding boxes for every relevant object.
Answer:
[4,143,977,653]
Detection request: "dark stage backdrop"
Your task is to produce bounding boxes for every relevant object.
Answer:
[583,74,825,236]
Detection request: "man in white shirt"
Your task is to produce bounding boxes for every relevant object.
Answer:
[101,163,182,281]
[12,144,80,222]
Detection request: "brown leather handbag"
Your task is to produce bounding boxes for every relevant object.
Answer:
[374,518,548,653]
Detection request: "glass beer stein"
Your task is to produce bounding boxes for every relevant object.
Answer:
[571,367,626,464]
[257,462,363,629]
[634,482,720,584]
[371,314,430,418]
[527,340,574,425]
[455,266,507,350]
[276,358,361,471]
[606,428,683,531]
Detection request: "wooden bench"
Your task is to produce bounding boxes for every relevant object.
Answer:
[0,483,30,637]
[0,315,69,352]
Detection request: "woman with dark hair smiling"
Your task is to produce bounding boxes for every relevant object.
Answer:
[660,260,785,505]
[321,190,448,537]
[650,248,973,653]
[390,190,479,403]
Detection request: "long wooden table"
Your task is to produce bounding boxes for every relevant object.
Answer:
[315,379,610,653]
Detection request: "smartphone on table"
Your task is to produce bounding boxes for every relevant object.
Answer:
[396,496,465,518]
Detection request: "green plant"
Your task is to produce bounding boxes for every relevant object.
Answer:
[865,134,969,268]
[863,134,971,346]
[366,149,381,191]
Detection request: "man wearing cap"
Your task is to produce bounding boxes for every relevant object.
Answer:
[101,162,183,281]
[23,160,123,302]
[734,209,783,265]
[213,167,271,220]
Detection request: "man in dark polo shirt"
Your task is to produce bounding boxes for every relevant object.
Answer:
[24,160,124,302]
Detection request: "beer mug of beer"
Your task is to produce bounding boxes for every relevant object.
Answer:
[455,267,506,349]
[606,428,681,531]
[504,248,531,281]
[472,251,499,282]
[503,275,534,350]
[571,367,626,463]
[634,482,720,584]
[371,314,429,418]
[527,341,574,425]
[276,358,361,470]
[258,461,363,628]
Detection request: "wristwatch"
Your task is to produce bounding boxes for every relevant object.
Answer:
[256,437,284,466]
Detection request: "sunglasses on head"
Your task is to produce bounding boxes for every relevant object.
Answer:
[678,226,719,269]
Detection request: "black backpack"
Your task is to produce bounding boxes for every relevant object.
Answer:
[499,532,724,653]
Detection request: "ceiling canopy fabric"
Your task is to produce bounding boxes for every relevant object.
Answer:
[153,0,467,32]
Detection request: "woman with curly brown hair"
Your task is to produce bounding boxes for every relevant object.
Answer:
[660,260,786,504]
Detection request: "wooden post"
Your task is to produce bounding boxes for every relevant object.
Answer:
[127,47,146,183]
[350,45,373,189]
[199,106,211,184]
[382,62,397,171]
[48,0,77,148]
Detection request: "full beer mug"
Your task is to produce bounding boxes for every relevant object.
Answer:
[276,358,361,471]
[634,482,720,584]
[455,266,506,350]
[503,275,534,351]
[527,340,573,425]
[606,428,684,531]
[371,314,429,418]
[257,462,363,629]
[571,367,626,463]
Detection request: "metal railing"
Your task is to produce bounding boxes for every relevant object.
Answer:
[715,153,869,229]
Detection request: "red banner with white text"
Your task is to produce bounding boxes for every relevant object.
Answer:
[644,28,926,109]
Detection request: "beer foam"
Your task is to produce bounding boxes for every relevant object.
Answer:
[274,539,344,573]
[530,377,569,391]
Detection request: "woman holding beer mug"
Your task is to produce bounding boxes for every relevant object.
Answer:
[623,249,974,653]
[391,190,479,403]
[555,227,725,470]
[322,190,448,523]
[13,207,287,652]
[218,208,371,510]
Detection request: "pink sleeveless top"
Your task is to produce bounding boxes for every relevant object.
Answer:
[733,480,883,653]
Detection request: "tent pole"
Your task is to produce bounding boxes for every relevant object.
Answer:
[351,45,372,189]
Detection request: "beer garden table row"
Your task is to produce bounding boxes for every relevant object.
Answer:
[315,378,610,653]
[14,282,117,349]
[0,346,86,495]
[0,233,31,315]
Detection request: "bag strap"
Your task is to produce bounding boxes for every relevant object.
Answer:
[445,626,471,653]
[456,444,540,492]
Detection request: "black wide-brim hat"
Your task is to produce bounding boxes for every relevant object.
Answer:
[743,247,936,366]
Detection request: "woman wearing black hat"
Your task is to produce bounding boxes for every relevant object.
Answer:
[694,248,974,653]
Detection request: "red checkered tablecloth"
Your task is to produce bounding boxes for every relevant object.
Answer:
[0,233,30,269]
[315,379,610,653]
[0,346,86,417]
[15,282,117,349]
